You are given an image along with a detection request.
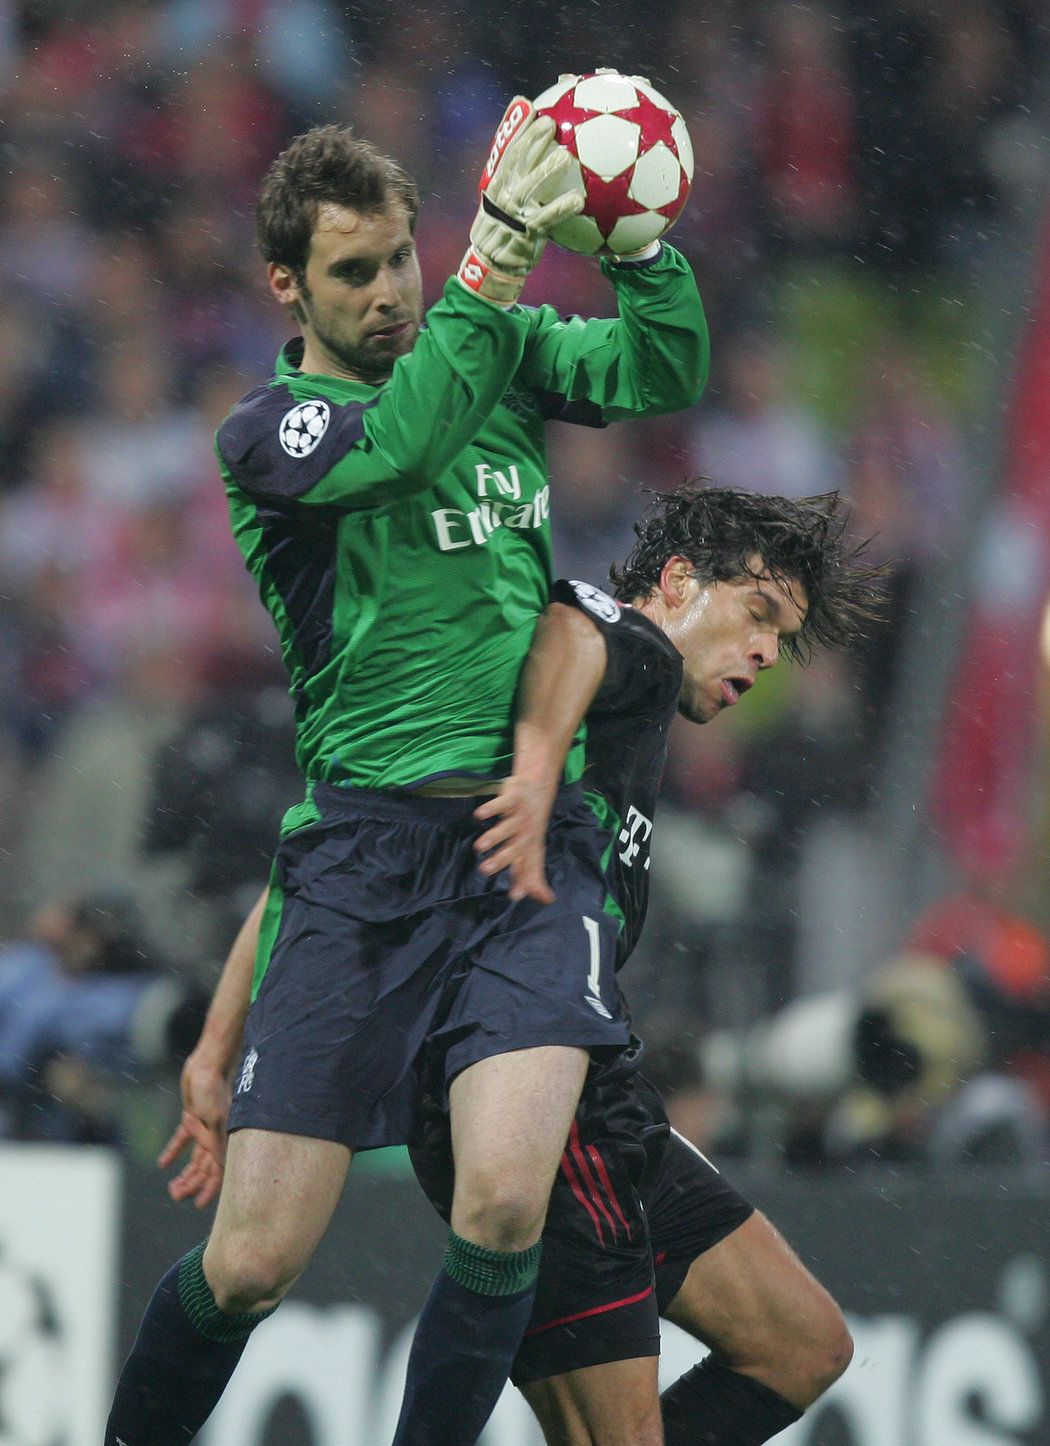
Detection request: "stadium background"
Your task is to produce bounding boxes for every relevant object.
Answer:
[1,0,1050,1441]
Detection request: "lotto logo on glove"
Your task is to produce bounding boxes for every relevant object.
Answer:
[481,99,532,193]
[459,251,487,291]
[456,246,520,305]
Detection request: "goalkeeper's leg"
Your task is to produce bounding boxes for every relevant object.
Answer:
[105,1129,349,1444]
[392,1045,589,1446]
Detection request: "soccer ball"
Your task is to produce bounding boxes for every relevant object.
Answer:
[533,70,693,256]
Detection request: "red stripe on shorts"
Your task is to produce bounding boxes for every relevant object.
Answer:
[569,1121,618,1241]
[585,1141,632,1240]
[560,1150,605,1245]
[524,1285,655,1337]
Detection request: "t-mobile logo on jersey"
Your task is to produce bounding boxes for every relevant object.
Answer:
[617,807,653,869]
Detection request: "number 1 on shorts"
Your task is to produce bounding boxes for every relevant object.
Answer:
[583,915,602,998]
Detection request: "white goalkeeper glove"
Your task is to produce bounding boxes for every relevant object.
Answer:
[457,97,583,306]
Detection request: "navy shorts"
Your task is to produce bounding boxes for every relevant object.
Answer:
[227,781,629,1150]
[411,1049,754,1385]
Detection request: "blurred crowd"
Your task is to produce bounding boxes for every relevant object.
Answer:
[1,0,1048,1166]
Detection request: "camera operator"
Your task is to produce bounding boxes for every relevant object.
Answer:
[0,888,206,1144]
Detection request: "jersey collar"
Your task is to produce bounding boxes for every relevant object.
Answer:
[276,337,306,376]
[274,337,382,399]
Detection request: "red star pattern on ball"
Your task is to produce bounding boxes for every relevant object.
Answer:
[537,77,691,244]
[619,93,682,160]
[580,166,650,234]
[536,90,601,158]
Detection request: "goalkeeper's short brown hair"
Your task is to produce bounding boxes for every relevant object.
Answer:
[256,125,419,279]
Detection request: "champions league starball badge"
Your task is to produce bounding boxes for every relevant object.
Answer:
[279,399,331,457]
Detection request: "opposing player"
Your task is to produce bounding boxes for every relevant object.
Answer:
[412,484,882,1445]
[105,100,709,1446]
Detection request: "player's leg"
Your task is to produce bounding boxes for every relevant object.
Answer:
[509,1079,850,1446]
[392,1044,590,1446]
[203,1126,352,1308]
[659,1208,853,1445]
[449,1043,590,1247]
[486,1048,666,1446]
[507,1214,847,1446]
[106,1127,350,1445]
[394,785,629,1444]
[523,1358,663,1446]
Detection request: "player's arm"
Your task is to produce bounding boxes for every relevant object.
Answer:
[217,289,531,512]
[515,244,710,423]
[218,103,583,513]
[474,600,607,903]
[158,887,268,1208]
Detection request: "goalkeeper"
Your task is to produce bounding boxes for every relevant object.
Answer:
[106,96,708,1446]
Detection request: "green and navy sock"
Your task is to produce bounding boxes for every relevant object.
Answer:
[105,1243,277,1445]
[391,1230,542,1446]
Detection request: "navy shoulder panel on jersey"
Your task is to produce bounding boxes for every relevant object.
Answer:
[551,579,682,718]
[217,382,380,502]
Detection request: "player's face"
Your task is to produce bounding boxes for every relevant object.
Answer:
[269,199,423,383]
[667,557,808,724]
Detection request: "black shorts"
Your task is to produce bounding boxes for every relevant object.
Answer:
[411,1049,754,1386]
[227,781,629,1150]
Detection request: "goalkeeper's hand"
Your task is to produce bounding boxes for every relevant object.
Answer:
[457,97,583,306]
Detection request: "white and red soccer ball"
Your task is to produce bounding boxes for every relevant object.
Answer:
[534,70,693,256]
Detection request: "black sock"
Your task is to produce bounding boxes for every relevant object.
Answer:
[105,1242,278,1445]
[391,1230,542,1446]
[662,1356,803,1446]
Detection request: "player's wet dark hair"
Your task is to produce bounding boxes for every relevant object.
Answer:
[610,482,885,662]
[256,124,420,277]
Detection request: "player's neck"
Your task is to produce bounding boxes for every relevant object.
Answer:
[299,338,359,381]
[298,335,390,386]
[635,595,667,629]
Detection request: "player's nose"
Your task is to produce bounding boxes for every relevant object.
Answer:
[371,265,401,309]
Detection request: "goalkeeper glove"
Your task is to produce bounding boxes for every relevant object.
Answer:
[457,97,583,306]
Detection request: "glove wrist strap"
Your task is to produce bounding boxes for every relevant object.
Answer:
[456,246,524,306]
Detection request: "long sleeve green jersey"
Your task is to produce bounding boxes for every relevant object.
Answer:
[215,244,708,790]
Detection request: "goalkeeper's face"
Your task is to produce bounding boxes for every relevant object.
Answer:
[270,199,423,383]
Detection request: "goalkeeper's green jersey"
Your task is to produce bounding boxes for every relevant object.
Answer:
[216,245,708,790]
